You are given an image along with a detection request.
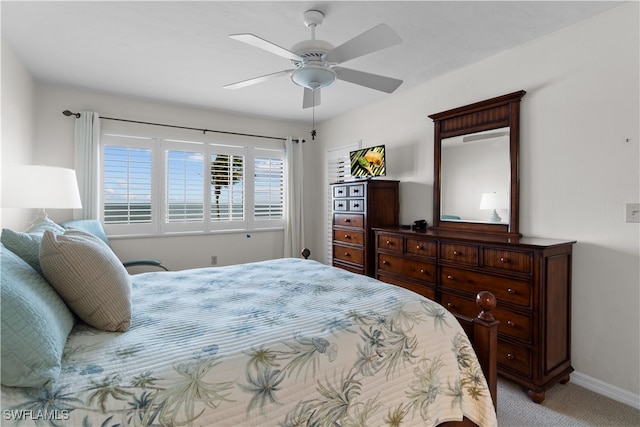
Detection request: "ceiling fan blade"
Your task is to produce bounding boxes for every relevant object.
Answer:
[334,67,402,93]
[229,33,303,61]
[325,24,402,64]
[223,69,293,89]
[302,88,321,109]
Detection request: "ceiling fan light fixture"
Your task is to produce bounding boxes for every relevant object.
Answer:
[291,65,336,90]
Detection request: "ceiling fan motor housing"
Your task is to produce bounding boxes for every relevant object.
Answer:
[289,38,337,90]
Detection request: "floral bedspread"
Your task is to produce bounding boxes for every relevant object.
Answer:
[1,258,496,426]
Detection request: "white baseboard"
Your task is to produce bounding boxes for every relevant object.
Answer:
[571,370,640,410]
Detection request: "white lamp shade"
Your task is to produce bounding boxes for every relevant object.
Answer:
[480,192,507,209]
[2,165,82,209]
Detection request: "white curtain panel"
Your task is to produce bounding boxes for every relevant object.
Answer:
[74,111,101,219]
[284,137,305,258]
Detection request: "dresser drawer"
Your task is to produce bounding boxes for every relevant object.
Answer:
[349,199,365,212]
[378,253,436,282]
[498,340,532,377]
[348,184,365,197]
[378,274,436,300]
[333,199,348,211]
[334,213,364,229]
[333,229,364,246]
[406,237,436,258]
[440,266,532,308]
[377,233,403,252]
[333,185,348,198]
[333,244,364,265]
[482,248,533,274]
[440,292,532,342]
[440,243,479,265]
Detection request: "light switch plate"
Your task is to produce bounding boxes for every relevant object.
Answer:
[626,203,640,223]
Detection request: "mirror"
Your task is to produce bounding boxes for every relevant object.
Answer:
[441,127,511,224]
[430,91,525,237]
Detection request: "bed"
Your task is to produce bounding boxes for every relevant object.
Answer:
[1,225,497,427]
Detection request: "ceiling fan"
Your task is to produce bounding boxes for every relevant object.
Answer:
[223,10,403,109]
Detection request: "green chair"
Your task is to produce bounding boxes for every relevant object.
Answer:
[60,219,168,271]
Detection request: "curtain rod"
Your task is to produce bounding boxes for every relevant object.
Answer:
[62,110,305,143]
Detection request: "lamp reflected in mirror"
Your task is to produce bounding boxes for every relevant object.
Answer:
[479,192,507,223]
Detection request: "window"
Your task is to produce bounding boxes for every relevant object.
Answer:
[101,132,284,236]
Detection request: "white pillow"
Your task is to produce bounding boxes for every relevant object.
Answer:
[39,229,132,332]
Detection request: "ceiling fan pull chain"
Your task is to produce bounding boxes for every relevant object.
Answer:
[311,91,317,140]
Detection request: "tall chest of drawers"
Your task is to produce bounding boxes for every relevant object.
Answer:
[374,228,575,403]
[331,180,399,276]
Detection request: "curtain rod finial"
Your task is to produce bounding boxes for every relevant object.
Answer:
[63,110,81,118]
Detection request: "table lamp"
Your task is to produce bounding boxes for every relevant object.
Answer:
[2,165,82,223]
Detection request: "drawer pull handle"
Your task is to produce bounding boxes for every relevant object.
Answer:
[446,302,454,309]
[446,275,454,280]
[453,251,460,256]
[416,245,422,250]
[353,203,360,208]
[420,269,426,274]
[353,189,359,193]
[382,260,388,264]
[506,353,515,360]
[338,190,343,194]
[386,240,391,245]
[337,203,344,208]
[344,252,350,257]
[507,320,516,327]
[344,234,350,239]
[344,219,351,223]
[500,257,509,263]
[507,288,516,294]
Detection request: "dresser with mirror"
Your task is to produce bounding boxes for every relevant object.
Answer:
[374,91,576,403]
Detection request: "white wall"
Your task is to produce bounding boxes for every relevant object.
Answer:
[307,3,639,403]
[0,40,36,231]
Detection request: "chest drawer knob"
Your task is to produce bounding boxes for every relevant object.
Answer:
[507,320,516,328]
[506,353,516,360]
[344,234,350,239]
[446,302,455,309]
[500,257,509,263]
[337,203,344,208]
[382,260,388,265]
[344,252,350,257]
[507,288,516,294]
[416,245,422,250]
[353,203,360,208]
[446,275,455,280]
[420,269,427,274]
[344,218,351,223]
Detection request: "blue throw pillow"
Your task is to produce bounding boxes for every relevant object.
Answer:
[1,217,65,275]
[0,245,75,387]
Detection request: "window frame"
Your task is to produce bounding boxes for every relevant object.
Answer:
[100,130,285,237]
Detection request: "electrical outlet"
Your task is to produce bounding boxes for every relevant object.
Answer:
[626,203,640,223]
[211,255,218,265]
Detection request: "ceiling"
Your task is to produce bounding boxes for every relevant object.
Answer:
[1,1,622,123]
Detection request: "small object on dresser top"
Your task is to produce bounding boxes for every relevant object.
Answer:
[399,224,411,229]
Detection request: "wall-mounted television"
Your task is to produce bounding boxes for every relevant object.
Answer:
[350,145,386,178]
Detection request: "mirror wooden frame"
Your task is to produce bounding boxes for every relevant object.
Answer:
[430,90,526,237]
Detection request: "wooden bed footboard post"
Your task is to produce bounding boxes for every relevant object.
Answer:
[473,291,499,410]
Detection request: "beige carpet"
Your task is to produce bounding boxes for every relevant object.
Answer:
[496,378,640,426]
